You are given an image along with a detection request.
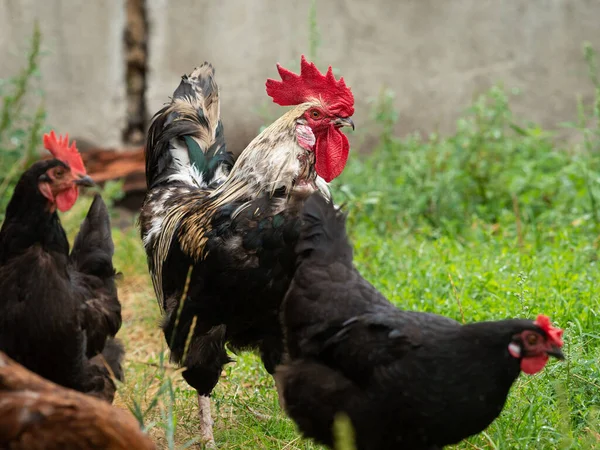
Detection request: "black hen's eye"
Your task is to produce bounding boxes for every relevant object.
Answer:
[310,110,322,119]
[54,168,65,179]
[527,334,538,345]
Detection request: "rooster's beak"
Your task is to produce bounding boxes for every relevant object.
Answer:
[74,174,95,187]
[334,117,355,131]
[546,345,565,360]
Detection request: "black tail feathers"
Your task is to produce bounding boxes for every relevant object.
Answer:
[70,194,116,280]
[145,62,232,189]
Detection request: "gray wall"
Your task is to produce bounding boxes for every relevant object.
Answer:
[0,0,126,148]
[2,0,599,152]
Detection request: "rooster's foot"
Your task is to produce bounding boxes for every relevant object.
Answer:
[198,394,216,448]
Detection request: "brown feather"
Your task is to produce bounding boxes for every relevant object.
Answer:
[0,352,155,450]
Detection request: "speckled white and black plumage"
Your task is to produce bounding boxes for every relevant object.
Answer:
[139,62,333,444]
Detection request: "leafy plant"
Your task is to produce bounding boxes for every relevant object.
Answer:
[0,22,46,220]
[335,46,600,241]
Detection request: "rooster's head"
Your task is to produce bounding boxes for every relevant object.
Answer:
[266,56,354,182]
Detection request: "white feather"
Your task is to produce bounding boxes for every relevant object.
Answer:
[212,164,230,185]
[315,176,331,199]
[165,139,206,187]
[169,140,190,171]
[144,215,166,248]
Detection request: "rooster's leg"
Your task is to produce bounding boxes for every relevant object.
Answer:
[198,394,216,448]
[274,373,286,411]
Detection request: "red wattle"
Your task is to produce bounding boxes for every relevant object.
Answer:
[520,354,549,375]
[56,186,79,212]
[315,127,349,182]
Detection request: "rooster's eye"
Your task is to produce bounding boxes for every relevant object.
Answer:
[54,168,65,179]
[310,110,322,120]
[527,334,538,345]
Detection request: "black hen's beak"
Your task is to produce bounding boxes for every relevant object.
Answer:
[74,174,95,187]
[334,117,355,131]
[546,345,565,360]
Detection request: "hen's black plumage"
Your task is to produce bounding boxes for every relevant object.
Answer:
[70,194,122,363]
[0,160,123,402]
[277,194,564,450]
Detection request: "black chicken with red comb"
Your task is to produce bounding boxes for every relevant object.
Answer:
[0,132,124,403]
[276,193,565,450]
[140,56,356,445]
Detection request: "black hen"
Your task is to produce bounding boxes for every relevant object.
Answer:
[276,194,565,450]
[0,152,124,403]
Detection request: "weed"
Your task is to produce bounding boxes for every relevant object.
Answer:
[0,22,46,219]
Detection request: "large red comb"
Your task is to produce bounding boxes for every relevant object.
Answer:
[43,131,86,175]
[534,314,564,347]
[265,55,354,117]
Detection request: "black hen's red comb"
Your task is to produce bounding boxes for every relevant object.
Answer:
[265,55,354,116]
[534,314,564,347]
[43,131,86,175]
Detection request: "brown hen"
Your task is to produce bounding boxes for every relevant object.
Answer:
[0,352,155,450]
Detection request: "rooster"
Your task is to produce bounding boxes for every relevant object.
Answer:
[276,194,565,450]
[0,132,124,403]
[139,56,355,444]
[0,351,155,450]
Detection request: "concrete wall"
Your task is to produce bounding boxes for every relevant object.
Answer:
[2,0,600,152]
[0,0,126,148]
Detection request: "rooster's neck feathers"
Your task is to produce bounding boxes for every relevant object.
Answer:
[212,104,316,201]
